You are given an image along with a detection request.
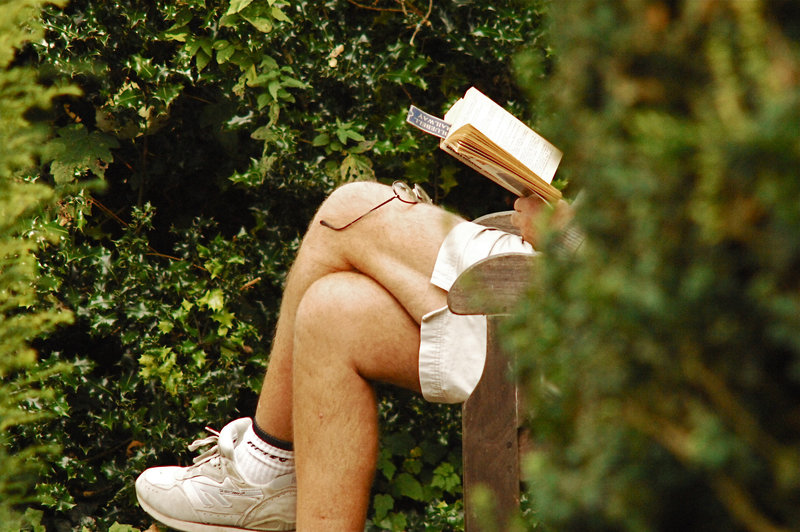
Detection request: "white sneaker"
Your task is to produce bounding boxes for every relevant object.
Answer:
[135,418,296,532]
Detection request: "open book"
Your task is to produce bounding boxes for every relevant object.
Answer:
[407,87,562,201]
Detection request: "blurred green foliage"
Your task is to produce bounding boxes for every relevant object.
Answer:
[0,0,75,529]
[8,0,552,530]
[508,1,800,531]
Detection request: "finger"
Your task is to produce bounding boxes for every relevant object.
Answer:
[514,196,535,213]
[517,195,545,215]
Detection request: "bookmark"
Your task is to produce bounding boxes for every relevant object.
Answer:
[406,105,451,139]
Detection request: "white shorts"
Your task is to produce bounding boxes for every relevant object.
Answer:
[418,221,535,403]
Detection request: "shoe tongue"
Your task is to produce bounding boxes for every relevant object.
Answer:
[217,417,251,457]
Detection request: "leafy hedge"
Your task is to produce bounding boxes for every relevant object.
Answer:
[508,1,800,531]
[17,1,552,530]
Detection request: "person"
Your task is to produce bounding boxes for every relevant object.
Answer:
[134,180,576,532]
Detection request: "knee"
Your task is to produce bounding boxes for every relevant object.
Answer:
[294,277,340,335]
[314,181,392,226]
[293,273,377,364]
[328,181,389,204]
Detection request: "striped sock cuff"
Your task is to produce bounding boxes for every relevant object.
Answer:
[252,418,294,451]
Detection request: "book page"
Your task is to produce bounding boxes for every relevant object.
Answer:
[444,88,562,183]
[440,144,533,197]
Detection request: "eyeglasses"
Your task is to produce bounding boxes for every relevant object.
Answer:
[320,181,433,231]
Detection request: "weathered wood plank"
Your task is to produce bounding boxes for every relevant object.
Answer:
[448,253,537,316]
[462,316,520,531]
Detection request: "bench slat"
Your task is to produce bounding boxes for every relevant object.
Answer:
[462,316,520,531]
[455,212,530,531]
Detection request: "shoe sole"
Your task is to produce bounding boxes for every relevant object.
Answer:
[136,492,295,532]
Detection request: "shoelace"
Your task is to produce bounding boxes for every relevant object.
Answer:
[188,426,223,466]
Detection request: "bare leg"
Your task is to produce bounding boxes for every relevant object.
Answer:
[292,271,421,531]
[255,182,463,440]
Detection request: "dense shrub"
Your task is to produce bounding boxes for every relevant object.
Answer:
[508,1,800,531]
[0,0,75,529]
[19,0,552,529]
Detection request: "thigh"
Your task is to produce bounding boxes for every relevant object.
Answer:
[294,271,422,393]
[302,182,465,322]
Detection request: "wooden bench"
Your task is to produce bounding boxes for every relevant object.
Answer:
[448,212,537,532]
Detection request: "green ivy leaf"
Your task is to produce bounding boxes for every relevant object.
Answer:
[113,85,144,108]
[36,483,76,512]
[251,126,279,142]
[213,309,235,331]
[387,512,408,531]
[377,448,396,480]
[372,493,393,522]
[153,83,183,106]
[312,133,330,147]
[226,0,254,15]
[216,43,236,63]
[392,472,424,501]
[44,125,119,183]
[241,13,273,33]
[348,139,376,154]
[163,23,189,42]
[198,289,225,311]
[431,462,461,492]
[196,49,212,71]
[109,523,140,532]
[271,6,290,23]
[280,74,306,90]
[402,456,422,475]
[130,54,158,80]
[384,431,415,456]
[340,153,374,182]
[267,79,281,100]
[438,164,460,194]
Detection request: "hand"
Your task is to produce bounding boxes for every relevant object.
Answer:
[510,196,575,248]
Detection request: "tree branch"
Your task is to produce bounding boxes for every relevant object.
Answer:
[409,0,433,46]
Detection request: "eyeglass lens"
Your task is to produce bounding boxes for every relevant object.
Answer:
[393,181,432,204]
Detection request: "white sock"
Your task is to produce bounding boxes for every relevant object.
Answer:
[234,422,295,485]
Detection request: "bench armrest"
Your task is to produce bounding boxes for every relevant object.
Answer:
[471,211,520,236]
[447,252,537,316]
